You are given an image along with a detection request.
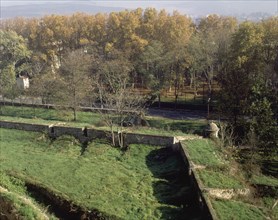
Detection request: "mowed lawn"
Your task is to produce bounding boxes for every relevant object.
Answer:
[0,128,192,220]
[0,105,207,136]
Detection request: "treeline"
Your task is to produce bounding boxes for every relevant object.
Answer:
[0,9,277,163]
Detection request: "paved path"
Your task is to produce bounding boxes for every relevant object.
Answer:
[147,108,207,120]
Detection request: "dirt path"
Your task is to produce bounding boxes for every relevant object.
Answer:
[0,186,50,220]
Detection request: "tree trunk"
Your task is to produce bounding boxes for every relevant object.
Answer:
[111,125,115,147]
[190,76,193,89]
[208,79,212,98]
[158,93,161,109]
[73,108,77,121]
[174,79,178,110]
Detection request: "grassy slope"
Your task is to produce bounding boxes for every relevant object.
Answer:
[0,128,192,220]
[0,172,57,220]
[182,139,278,220]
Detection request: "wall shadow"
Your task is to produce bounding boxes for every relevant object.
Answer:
[146,147,203,220]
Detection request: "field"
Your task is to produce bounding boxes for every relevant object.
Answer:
[0,128,199,220]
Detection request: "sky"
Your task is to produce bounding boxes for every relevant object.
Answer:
[1,0,278,17]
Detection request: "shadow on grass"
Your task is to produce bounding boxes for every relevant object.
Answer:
[146,147,202,220]
[262,160,278,178]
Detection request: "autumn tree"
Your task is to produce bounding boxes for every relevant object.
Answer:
[57,49,92,121]
[195,15,238,100]
[159,11,194,108]
[187,33,206,99]
[137,40,167,106]
[0,30,31,102]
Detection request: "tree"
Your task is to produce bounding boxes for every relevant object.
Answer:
[248,84,278,156]
[218,21,264,127]
[57,49,92,121]
[187,33,206,99]
[218,20,278,175]
[137,40,166,107]
[29,70,63,105]
[196,15,238,100]
[91,52,145,147]
[0,30,31,101]
[155,11,193,108]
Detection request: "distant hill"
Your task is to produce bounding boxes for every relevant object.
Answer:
[0,1,275,21]
[1,2,126,19]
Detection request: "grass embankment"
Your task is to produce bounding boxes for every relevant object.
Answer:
[182,139,278,220]
[0,128,194,220]
[0,105,206,136]
[0,172,57,220]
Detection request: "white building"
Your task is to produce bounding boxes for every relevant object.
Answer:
[16,75,29,90]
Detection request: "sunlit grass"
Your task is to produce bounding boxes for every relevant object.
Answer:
[212,199,266,220]
[182,138,278,219]
[0,105,207,136]
[0,172,57,220]
[182,139,225,167]
[0,128,192,220]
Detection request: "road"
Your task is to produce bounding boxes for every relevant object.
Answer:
[147,108,207,120]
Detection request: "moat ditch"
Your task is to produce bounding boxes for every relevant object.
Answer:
[0,126,213,219]
[2,147,212,220]
[25,182,120,220]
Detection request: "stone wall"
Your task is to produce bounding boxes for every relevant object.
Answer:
[0,121,174,147]
[175,141,217,220]
[0,121,49,133]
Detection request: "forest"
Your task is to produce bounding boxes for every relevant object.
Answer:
[0,8,277,174]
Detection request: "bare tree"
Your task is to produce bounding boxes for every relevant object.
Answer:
[91,55,145,147]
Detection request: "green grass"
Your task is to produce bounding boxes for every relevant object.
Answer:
[261,197,278,219]
[211,199,266,220]
[0,105,102,125]
[0,105,207,136]
[182,139,277,219]
[251,174,278,187]
[197,169,244,189]
[0,128,193,220]
[0,172,57,220]
[147,116,206,135]
[182,139,225,167]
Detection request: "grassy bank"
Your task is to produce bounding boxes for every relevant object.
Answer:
[0,128,195,220]
[182,139,278,220]
[0,172,57,220]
